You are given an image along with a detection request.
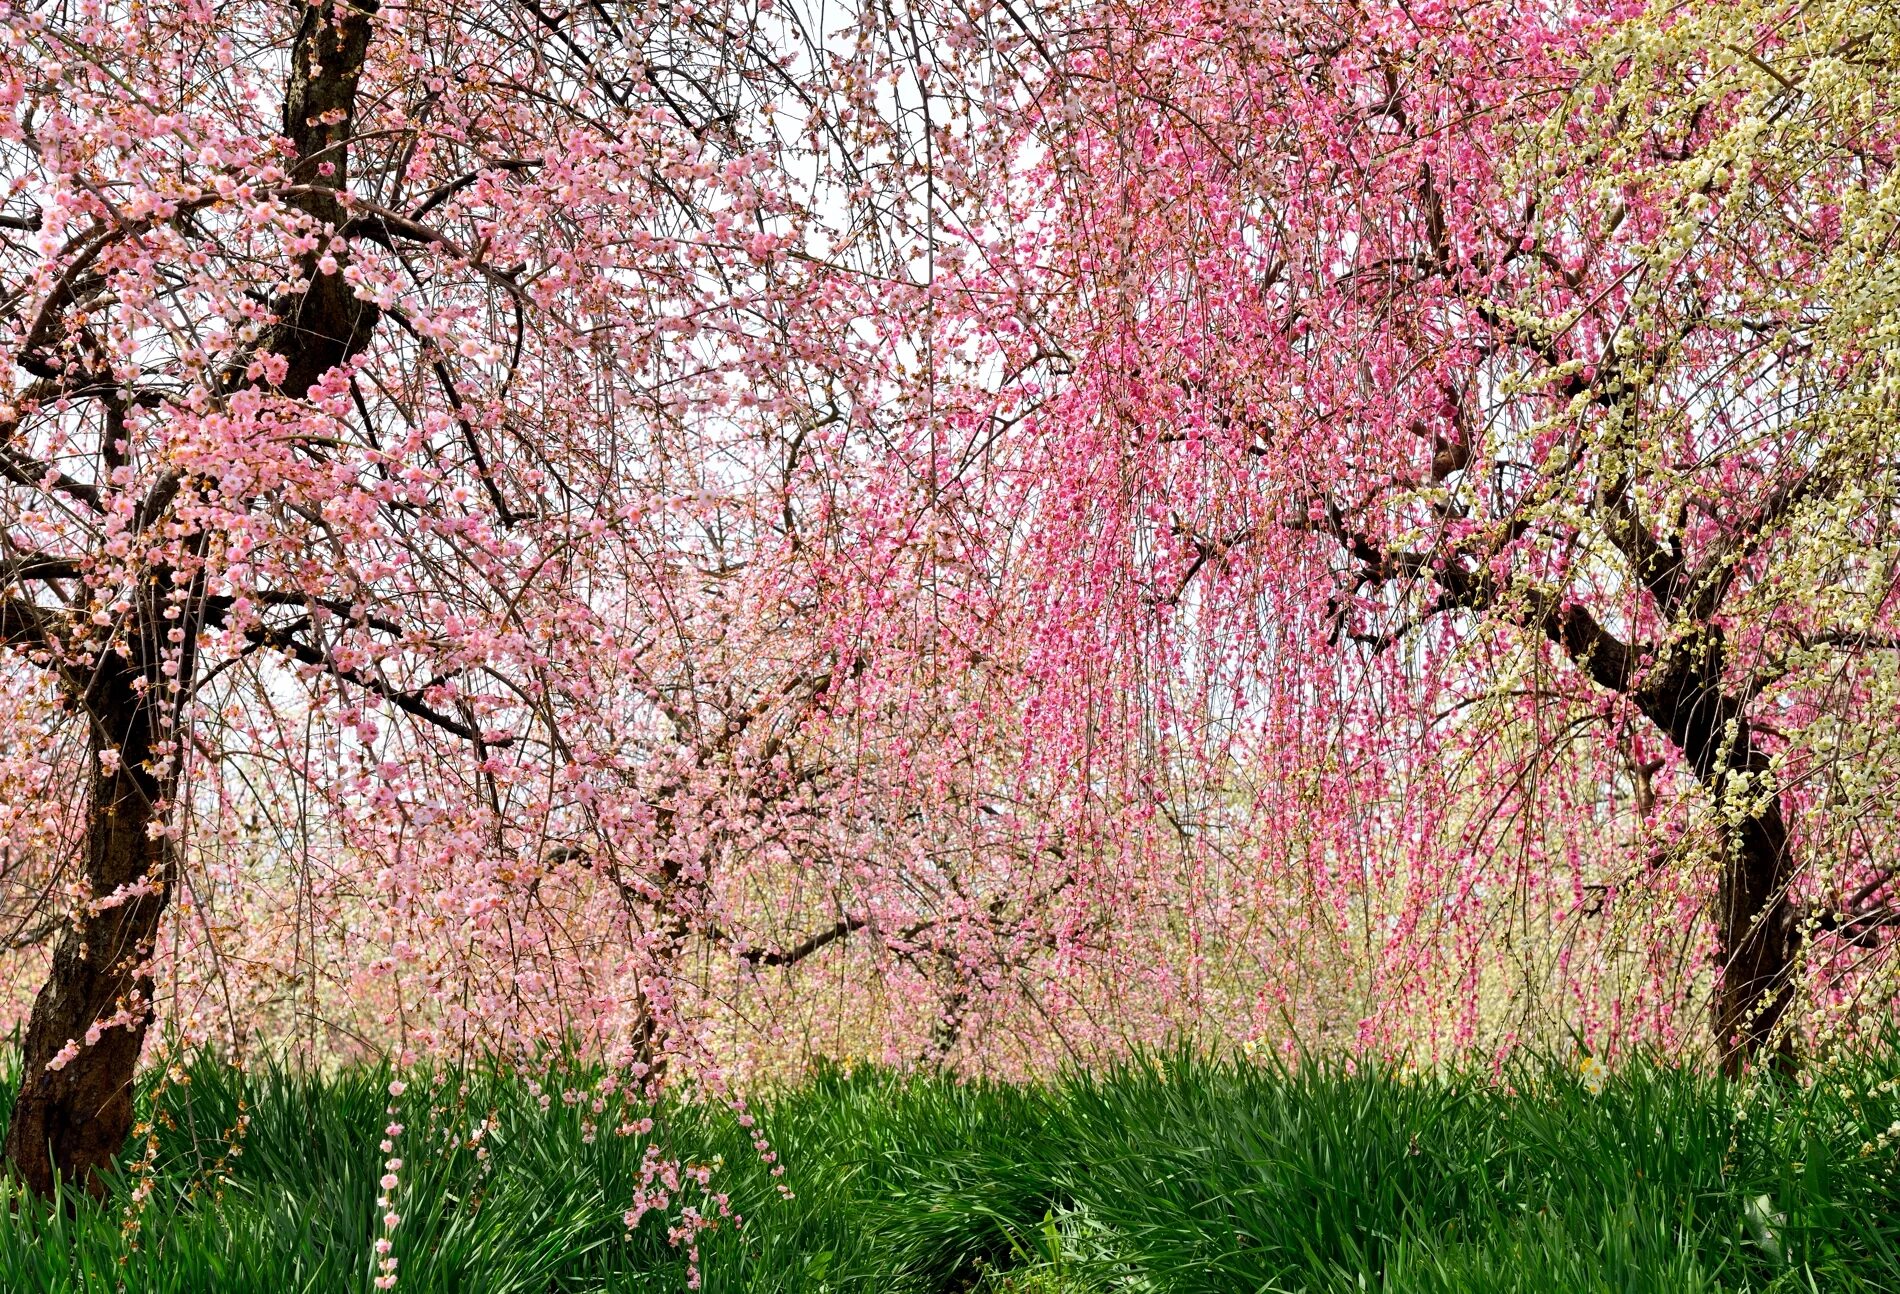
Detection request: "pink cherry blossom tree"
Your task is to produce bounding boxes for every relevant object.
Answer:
[0,0,1092,1198]
[983,0,1900,1069]
[0,0,939,1193]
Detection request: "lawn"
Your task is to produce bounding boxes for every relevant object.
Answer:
[4,1049,1899,1292]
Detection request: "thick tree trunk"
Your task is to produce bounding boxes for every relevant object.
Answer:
[1708,760,1798,1074]
[1638,635,1798,1073]
[4,684,172,1196]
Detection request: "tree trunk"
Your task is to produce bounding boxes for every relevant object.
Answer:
[1708,758,1798,1074]
[1638,635,1798,1074]
[4,678,172,1196]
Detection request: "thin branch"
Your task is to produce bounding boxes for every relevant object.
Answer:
[247,623,508,746]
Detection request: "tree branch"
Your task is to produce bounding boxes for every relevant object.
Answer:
[246,623,508,746]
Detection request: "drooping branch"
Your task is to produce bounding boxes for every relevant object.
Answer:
[0,405,106,513]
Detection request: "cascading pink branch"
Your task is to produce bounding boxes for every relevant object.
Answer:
[955,0,1900,1070]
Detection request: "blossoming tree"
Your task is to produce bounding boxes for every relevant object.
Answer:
[992,0,1900,1067]
[0,0,1030,1194]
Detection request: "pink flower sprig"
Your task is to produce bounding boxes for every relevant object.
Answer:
[372,1080,406,1290]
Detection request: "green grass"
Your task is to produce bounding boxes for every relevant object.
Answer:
[3,1048,1899,1292]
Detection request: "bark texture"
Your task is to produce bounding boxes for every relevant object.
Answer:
[4,656,175,1195]
[1634,635,1797,1073]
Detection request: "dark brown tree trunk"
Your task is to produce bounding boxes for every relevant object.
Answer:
[1636,633,1798,1074]
[1708,760,1798,1075]
[4,670,173,1196]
